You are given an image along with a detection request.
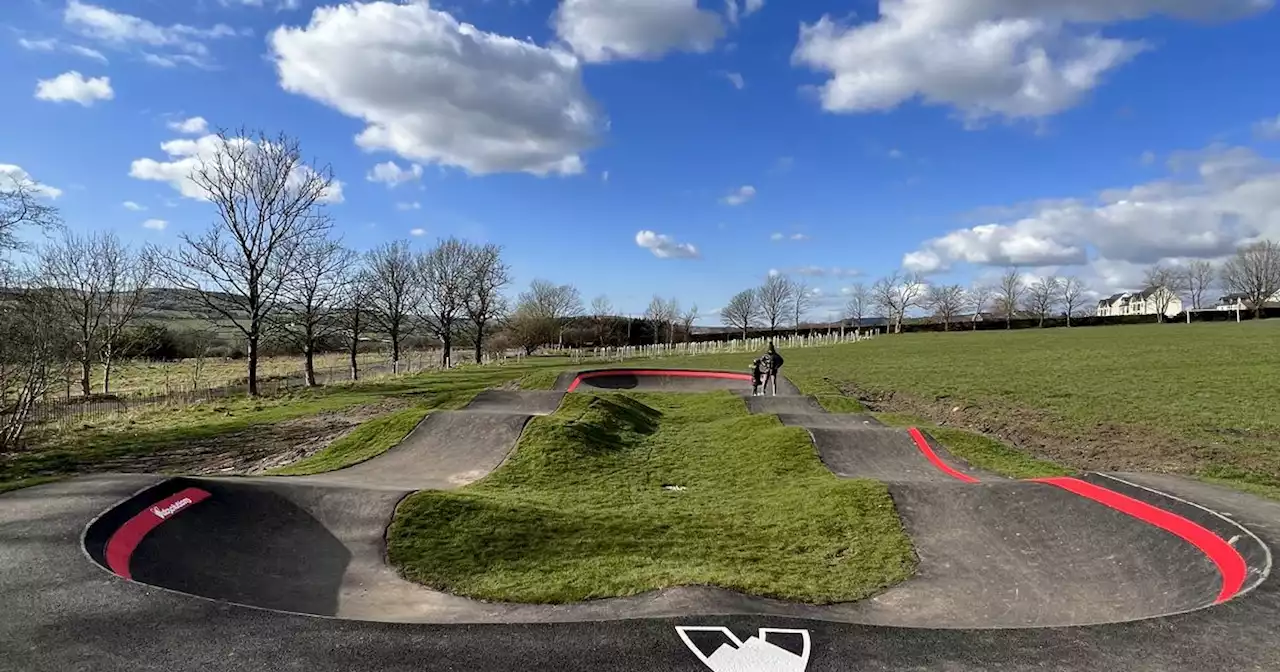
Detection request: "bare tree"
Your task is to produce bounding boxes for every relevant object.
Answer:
[277,239,354,386]
[758,274,795,334]
[1221,240,1280,319]
[163,129,335,396]
[720,289,759,338]
[663,297,680,345]
[590,295,613,346]
[339,268,372,381]
[1,170,61,254]
[365,240,418,373]
[925,284,965,331]
[513,279,583,350]
[680,304,699,342]
[1184,260,1215,310]
[38,231,112,396]
[645,295,666,345]
[464,242,511,364]
[792,279,811,327]
[1026,276,1061,327]
[1143,263,1188,323]
[872,271,925,334]
[843,283,870,331]
[997,268,1025,329]
[417,237,474,368]
[0,268,67,449]
[1060,276,1087,327]
[965,283,994,330]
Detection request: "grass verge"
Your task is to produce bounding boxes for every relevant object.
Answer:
[387,391,915,604]
[0,475,64,495]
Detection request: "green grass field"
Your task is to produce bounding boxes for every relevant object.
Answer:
[0,359,570,490]
[522,322,1280,493]
[387,391,915,603]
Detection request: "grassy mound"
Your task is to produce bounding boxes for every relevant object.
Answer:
[387,391,915,603]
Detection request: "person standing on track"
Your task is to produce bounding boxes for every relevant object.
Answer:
[762,342,784,396]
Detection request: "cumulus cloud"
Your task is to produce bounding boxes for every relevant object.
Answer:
[168,116,208,134]
[270,1,602,177]
[367,161,423,187]
[64,0,243,68]
[554,0,725,63]
[721,185,756,205]
[122,201,145,211]
[410,227,426,236]
[1255,114,1280,140]
[636,230,700,259]
[792,0,1269,122]
[129,133,344,203]
[34,71,113,106]
[902,144,1280,275]
[0,165,62,199]
[142,219,168,230]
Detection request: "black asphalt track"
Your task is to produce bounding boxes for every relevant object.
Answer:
[3,375,1279,670]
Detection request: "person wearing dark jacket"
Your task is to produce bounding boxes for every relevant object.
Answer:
[762,342,784,395]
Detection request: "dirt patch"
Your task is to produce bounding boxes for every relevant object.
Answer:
[88,400,409,476]
[842,383,1223,475]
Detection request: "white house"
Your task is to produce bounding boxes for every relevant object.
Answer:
[1095,288,1184,318]
[1215,291,1280,311]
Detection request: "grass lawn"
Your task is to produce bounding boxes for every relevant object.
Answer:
[1,359,571,491]
[539,322,1280,494]
[387,391,915,603]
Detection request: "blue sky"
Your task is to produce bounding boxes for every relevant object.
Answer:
[3,0,1280,321]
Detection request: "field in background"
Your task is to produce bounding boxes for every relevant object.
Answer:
[584,322,1280,495]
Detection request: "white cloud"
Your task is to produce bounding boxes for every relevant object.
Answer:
[142,218,168,230]
[168,116,209,134]
[67,44,108,62]
[903,144,1280,275]
[791,233,810,241]
[34,71,113,106]
[220,0,301,9]
[122,201,146,211]
[724,72,745,89]
[792,0,1268,123]
[397,201,422,211]
[888,148,904,159]
[635,230,700,259]
[770,232,784,241]
[18,38,58,51]
[64,0,242,68]
[1255,114,1280,140]
[782,266,862,278]
[601,170,610,182]
[270,1,602,177]
[367,161,424,187]
[409,227,426,236]
[770,232,810,242]
[129,133,344,203]
[721,185,756,205]
[0,165,62,199]
[744,0,765,15]
[141,53,207,68]
[554,0,725,62]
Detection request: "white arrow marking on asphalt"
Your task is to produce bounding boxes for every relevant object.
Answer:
[675,626,811,672]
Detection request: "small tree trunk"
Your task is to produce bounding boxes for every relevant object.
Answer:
[247,335,259,397]
[349,337,360,381]
[304,345,317,387]
[441,332,452,368]
[80,355,92,397]
[102,346,114,395]
[391,333,401,374]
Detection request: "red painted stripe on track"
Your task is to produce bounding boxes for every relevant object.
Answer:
[567,370,753,392]
[907,427,980,483]
[1032,477,1247,603]
[104,487,211,580]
